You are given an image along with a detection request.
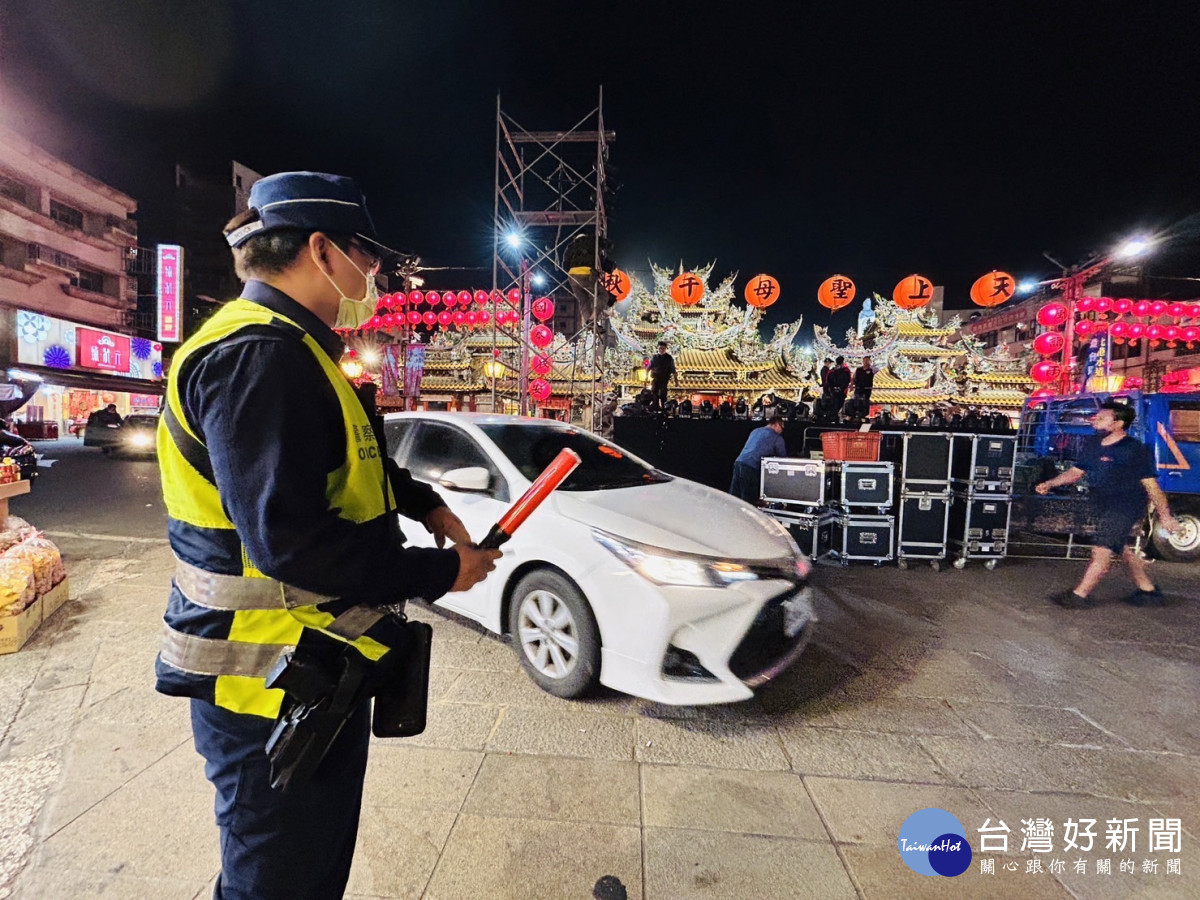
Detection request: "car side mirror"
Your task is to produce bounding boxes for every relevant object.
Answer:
[439,466,492,493]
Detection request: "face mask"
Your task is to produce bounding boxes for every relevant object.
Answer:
[318,242,379,330]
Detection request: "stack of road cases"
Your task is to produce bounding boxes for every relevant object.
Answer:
[948,435,1017,568]
[887,432,953,570]
[827,460,895,566]
[759,458,834,560]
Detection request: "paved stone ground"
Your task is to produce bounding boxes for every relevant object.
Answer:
[2,536,1199,898]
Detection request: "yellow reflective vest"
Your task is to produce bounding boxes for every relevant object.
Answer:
[156,297,393,719]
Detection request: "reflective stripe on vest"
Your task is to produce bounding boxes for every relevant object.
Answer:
[157,297,395,719]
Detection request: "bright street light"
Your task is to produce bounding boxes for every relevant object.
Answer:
[1017,279,1038,295]
[505,232,523,250]
[360,350,380,366]
[531,272,546,287]
[1114,237,1153,259]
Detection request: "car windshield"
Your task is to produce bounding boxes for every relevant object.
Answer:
[479,423,672,491]
[125,416,159,428]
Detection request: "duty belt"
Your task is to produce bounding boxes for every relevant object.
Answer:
[161,557,388,678]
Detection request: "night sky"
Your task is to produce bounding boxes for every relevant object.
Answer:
[4,1,1200,325]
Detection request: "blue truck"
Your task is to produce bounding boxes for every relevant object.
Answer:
[1016,390,1200,561]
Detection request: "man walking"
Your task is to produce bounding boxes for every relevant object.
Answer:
[155,171,501,898]
[646,341,678,411]
[1036,401,1179,608]
[729,415,787,504]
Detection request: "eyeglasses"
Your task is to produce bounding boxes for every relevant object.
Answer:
[346,239,382,276]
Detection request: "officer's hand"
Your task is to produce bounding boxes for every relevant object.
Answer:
[451,544,502,592]
[425,507,472,549]
[1035,481,1051,495]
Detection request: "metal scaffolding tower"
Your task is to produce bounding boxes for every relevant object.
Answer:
[492,88,615,419]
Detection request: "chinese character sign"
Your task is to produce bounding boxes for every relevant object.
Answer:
[77,328,131,373]
[157,244,184,342]
[970,270,1015,308]
[818,274,856,311]
[670,272,704,306]
[744,274,781,309]
[893,274,934,310]
[601,269,632,301]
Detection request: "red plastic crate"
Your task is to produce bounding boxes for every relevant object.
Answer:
[820,431,882,462]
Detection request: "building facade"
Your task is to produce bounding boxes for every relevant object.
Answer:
[0,124,163,437]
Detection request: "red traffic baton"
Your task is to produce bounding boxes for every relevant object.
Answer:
[477,448,582,550]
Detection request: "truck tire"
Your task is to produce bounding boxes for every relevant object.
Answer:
[1151,508,1200,563]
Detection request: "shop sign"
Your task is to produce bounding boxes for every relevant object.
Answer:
[157,244,183,343]
[77,329,130,373]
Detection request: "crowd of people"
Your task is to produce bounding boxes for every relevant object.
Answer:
[617,347,1013,433]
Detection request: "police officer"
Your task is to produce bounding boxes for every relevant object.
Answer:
[155,172,501,899]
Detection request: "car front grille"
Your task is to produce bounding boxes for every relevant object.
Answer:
[728,585,815,687]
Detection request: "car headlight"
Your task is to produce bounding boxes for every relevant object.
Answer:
[593,529,801,587]
[128,432,152,447]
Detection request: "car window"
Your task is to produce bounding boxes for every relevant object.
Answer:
[479,423,672,491]
[125,416,158,427]
[407,422,505,495]
[384,419,416,460]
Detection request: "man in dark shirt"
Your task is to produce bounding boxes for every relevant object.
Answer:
[159,172,501,897]
[646,341,678,411]
[729,416,787,503]
[819,358,834,394]
[853,356,876,407]
[825,356,851,416]
[1037,401,1179,608]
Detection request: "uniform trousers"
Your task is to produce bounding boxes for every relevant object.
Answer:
[191,697,372,900]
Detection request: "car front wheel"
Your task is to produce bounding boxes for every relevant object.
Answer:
[508,569,600,699]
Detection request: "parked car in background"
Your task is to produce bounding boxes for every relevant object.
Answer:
[384,412,816,704]
[116,414,159,457]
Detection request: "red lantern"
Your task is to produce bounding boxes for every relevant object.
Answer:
[408,290,424,306]
[466,311,479,327]
[818,275,856,311]
[474,289,489,306]
[478,310,491,325]
[1128,322,1146,339]
[1030,361,1061,384]
[407,311,422,325]
[1185,326,1200,342]
[1036,303,1068,327]
[394,292,407,306]
[1187,304,1200,318]
[426,291,441,307]
[970,271,1015,308]
[382,313,396,328]
[422,311,437,326]
[531,355,552,375]
[438,311,453,326]
[442,291,457,307]
[457,290,471,307]
[1147,324,1165,340]
[601,269,632,301]
[1169,302,1186,318]
[746,274,782,308]
[1077,297,1095,313]
[1165,325,1181,341]
[528,379,552,402]
[1151,300,1168,316]
[368,315,383,330]
[506,288,521,305]
[531,297,555,322]
[1031,387,1056,399]
[891,274,933,310]
[670,272,704,306]
[453,311,468,326]
[1075,320,1095,336]
[1094,297,1113,313]
[1033,332,1065,355]
[1133,300,1153,317]
[530,324,553,348]
[1114,298,1133,315]
[1110,322,1129,338]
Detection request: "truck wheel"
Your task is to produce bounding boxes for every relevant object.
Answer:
[1151,510,1200,563]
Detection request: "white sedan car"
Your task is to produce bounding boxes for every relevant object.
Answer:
[384,412,816,705]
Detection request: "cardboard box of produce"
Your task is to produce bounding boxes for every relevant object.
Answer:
[0,595,43,655]
[41,578,70,622]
